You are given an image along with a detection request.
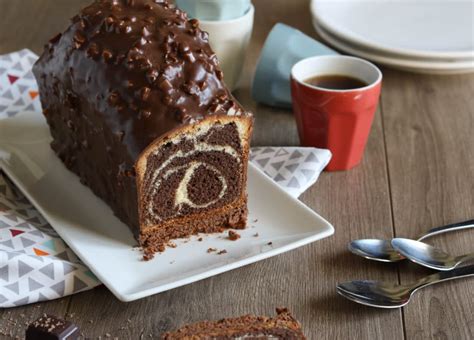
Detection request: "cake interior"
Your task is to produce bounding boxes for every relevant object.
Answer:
[137,116,251,255]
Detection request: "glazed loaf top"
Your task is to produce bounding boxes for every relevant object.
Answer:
[33,0,248,161]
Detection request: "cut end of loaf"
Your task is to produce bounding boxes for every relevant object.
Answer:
[136,115,252,258]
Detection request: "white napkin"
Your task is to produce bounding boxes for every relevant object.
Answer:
[0,50,331,308]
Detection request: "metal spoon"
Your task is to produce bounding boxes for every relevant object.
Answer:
[348,219,474,262]
[391,238,474,271]
[337,265,474,308]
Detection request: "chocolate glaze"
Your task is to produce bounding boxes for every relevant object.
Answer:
[32,0,251,235]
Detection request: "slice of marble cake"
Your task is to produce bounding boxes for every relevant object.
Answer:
[162,308,307,339]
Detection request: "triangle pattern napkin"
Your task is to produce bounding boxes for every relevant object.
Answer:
[0,174,101,308]
[0,49,42,119]
[250,147,331,198]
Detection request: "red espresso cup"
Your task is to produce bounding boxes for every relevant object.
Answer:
[291,56,382,171]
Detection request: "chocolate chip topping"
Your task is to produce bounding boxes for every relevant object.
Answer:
[37,0,245,159]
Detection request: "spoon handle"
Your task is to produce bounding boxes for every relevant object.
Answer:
[457,253,474,265]
[418,219,474,241]
[413,265,474,292]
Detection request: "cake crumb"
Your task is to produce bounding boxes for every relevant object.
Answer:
[168,242,177,248]
[217,249,227,255]
[228,230,241,241]
[253,233,259,237]
[143,253,154,261]
[198,237,203,241]
[267,242,273,246]
[207,248,217,253]
[253,219,258,223]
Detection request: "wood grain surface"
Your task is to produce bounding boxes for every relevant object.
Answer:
[0,0,473,339]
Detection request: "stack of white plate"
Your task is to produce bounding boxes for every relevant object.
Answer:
[310,0,474,74]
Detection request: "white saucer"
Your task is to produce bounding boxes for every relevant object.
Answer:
[0,110,334,302]
[313,20,474,75]
[311,0,474,60]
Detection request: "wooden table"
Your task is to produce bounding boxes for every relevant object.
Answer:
[1,0,473,338]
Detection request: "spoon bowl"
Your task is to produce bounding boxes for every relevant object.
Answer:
[337,280,412,308]
[348,219,474,263]
[391,238,474,271]
[348,239,404,262]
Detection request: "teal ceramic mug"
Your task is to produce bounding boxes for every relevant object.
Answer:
[252,24,338,108]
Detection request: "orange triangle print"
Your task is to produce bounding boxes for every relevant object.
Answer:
[29,91,39,99]
[33,248,49,256]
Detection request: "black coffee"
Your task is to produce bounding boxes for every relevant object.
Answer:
[305,74,368,90]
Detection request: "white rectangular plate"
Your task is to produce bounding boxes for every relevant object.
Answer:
[0,111,334,302]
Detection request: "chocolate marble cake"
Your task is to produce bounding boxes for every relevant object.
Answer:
[162,308,306,339]
[32,0,253,258]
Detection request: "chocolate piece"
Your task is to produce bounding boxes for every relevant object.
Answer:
[32,0,253,257]
[26,315,79,340]
[162,308,306,339]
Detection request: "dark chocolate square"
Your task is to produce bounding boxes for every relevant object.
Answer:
[26,315,79,340]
